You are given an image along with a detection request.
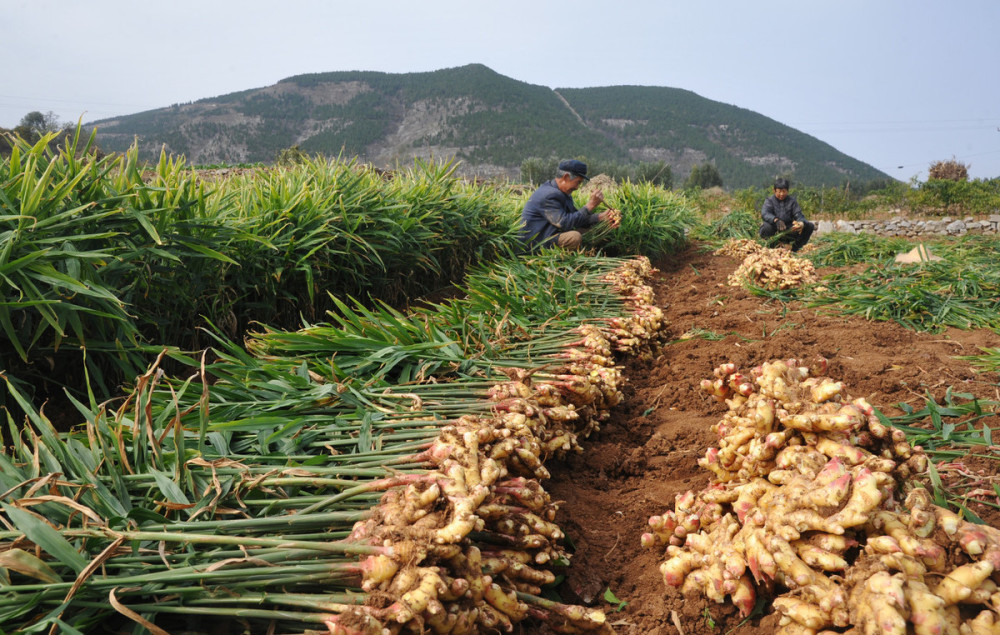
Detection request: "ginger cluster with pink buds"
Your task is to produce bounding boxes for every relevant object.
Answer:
[644,358,1000,633]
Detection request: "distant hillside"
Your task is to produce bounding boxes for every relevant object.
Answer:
[86,64,890,188]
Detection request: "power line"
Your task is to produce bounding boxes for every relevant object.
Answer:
[0,94,152,109]
[809,125,999,135]
[790,117,1000,126]
[881,148,1000,172]
[786,116,1000,137]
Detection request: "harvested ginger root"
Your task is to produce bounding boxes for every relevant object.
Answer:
[645,358,1000,634]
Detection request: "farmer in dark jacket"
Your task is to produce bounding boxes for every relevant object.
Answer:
[519,159,619,252]
[759,178,814,252]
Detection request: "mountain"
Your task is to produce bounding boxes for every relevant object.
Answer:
[85,64,890,188]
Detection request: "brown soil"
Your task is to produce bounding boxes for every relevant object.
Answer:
[539,244,1000,635]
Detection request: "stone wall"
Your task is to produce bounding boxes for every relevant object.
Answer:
[815,215,1000,237]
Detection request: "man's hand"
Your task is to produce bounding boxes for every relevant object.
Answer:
[775,219,787,232]
[587,189,604,212]
[791,220,804,234]
[599,208,621,229]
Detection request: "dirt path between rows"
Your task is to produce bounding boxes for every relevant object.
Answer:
[541,244,1000,635]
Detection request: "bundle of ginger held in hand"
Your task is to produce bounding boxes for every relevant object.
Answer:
[642,357,1000,634]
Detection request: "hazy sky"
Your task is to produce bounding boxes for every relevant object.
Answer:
[4,0,998,181]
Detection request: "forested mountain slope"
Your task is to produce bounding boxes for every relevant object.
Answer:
[86,64,889,187]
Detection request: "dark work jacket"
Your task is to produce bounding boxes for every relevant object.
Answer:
[761,194,807,226]
[519,180,601,251]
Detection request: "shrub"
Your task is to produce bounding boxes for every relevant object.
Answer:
[904,178,1000,215]
[684,163,723,190]
[276,144,310,166]
[636,160,673,188]
[520,156,559,185]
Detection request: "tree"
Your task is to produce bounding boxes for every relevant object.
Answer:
[684,163,723,190]
[276,145,310,166]
[519,157,559,185]
[14,111,63,142]
[636,161,672,188]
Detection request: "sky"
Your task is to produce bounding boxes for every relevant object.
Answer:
[3,0,999,182]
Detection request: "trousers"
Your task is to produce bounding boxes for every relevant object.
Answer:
[759,220,814,252]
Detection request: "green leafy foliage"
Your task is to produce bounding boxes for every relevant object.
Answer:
[0,129,522,416]
[603,587,628,612]
[582,182,699,256]
[796,235,1000,332]
[520,157,673,188]
[0,128,146,404]
[1,125,694,420]
[0,251,657,632]
[519,156,560,185]
[803,233,911,267]
[702,607,717,628]
[907,177,1000,214]
[710,178,1000,221]
[684,163,723,190]
[635,160,672,188]
[880,390,1000,521]
[807,263,1000,332]
[691,207,760,245]
[275,145,309,166]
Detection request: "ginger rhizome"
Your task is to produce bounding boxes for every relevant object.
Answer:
[331,258,660,634]
[645,358,1000,633]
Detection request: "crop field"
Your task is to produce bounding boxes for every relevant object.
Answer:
[550,245,1000,634]
[3,130,1000,634]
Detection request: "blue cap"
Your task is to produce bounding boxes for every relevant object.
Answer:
[558,159,590,180]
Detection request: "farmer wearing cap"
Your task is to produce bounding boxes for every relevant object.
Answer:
[519,159,620,252]
[759,177,815,252]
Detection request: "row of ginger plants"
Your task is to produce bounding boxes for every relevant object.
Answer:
[0,250,665,633]
[0,127,696,420]
[0,128,513,412]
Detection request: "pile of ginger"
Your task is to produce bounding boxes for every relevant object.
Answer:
[716,238,819,291]
[643,357,1000,634]
[328,258,661,635]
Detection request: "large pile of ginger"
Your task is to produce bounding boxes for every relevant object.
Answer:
[717,239,819,290]
[643,357,1000,634]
